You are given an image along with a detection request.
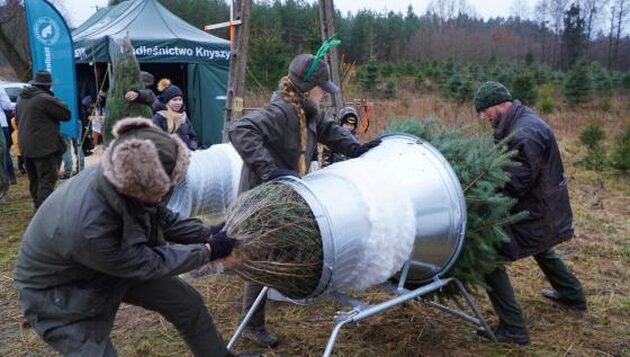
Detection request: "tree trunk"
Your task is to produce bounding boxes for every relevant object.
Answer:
[0,23,30,81]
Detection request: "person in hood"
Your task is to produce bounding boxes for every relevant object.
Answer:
[152,82,199,150]
[322,106,361,166]
[473,81,586,345]
[13,117,238,356]
[15,70,71,210]
[228,53,381,348]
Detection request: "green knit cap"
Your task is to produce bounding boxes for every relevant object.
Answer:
[474,81,513,113]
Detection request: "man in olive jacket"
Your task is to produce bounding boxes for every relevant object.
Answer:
[14,118,237,356]
[16,70,71,209]
[473,82,586,345]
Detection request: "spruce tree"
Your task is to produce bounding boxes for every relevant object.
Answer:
[104,37,153,143]
[385,118,526,296]
[512,72,538,106]
[359,58,380,93]
[564,59,591,106]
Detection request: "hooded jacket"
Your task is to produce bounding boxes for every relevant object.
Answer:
[15,85,70,158]
[228,92,360,192]
[495,100,574,260]
[13,165,213,329]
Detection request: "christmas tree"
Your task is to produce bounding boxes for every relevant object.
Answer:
[104,37,153,143]
[385,117,527,296]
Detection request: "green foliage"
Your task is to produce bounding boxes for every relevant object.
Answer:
[384,79,396,99]
[511,72,538,106]
[610,127,630,172]
[442,74,474,102]
[579,121,607,170]
[537,84,556,114]
[562,3,586,69]
[246,28,290,91]
[525,49,535,67]
[384,118,526,296]
[597,96,613,112]
[359,58,380,93]
[564,59,591,106]
[104,37,153,143]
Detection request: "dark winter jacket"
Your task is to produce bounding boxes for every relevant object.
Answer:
[495,100,574,260]
[228,92,360,192]
[152,110,199,150]
[13,165,213,326]
[15,86,71,158]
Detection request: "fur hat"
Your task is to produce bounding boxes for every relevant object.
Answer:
[474,81,513,113]
[157,78,171,92]
[101,117,190,203]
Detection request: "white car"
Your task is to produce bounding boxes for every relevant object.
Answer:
[0,81,29,103]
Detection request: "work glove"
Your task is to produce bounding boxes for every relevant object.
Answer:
[354,139,382,157]
[267,168,299,181]
[206,230,238,261]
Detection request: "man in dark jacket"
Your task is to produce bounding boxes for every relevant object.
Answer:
[15,70,71,209]
[473,81,586,345]
[13,118,237,356]
[229,53,379,348]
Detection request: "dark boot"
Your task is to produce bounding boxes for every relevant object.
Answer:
[541,289,587,311]
[242,328,279,348]
[477,325,530,345]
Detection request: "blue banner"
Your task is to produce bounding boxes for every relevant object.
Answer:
[24,0,79,139]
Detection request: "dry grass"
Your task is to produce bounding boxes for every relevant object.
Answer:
[0,95,628,356]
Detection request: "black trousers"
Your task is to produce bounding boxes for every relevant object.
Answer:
[485,248,585,333]
[23,277,227,357]
[241,282,267,330]
[24,153,61,209]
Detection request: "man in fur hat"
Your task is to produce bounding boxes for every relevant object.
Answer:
[13,118,237,356]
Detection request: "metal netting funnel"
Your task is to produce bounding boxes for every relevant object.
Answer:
[275,134,466,299]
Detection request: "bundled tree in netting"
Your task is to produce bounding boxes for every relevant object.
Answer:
[384,117,527,296]
[104,36,153,143]
[224,183,323,298]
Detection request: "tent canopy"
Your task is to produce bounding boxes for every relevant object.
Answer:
[72,0,230,146]
[72,0,230,64]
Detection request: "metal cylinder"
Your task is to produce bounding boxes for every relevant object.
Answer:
[278,134,466,298]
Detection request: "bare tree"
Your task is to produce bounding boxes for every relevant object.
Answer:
[510,0,531,20]
[608,0,629,68]
[0,0,29,80]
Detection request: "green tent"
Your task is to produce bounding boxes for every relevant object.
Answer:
[72,0,230,146]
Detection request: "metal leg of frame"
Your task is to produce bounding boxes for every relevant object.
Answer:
[323,279,451,357]
[452,278,497,342]
[227,286,269,351]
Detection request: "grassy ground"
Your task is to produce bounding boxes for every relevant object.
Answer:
[0,96,628,356]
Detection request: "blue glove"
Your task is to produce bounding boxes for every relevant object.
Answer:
[267,168,299,181]
[206,230,238,260]
[354,139,382,157]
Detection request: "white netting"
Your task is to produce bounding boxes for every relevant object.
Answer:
[167,144,242,222]
[313,157,417,291]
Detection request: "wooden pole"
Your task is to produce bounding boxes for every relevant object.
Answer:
[318,0,343,117]
[222,0,251,142]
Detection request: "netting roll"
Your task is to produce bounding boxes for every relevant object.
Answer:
[167,143,243,222]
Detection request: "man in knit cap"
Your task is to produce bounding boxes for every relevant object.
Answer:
[473,81,586,345]
[14,118,237,356]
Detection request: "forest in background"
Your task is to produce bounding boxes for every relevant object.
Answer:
[1,0,629,105]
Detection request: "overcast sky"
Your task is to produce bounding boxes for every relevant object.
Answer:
[63,0,531,28]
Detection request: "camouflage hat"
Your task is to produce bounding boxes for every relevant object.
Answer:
[474,81,513,113]
[288,54,339,94]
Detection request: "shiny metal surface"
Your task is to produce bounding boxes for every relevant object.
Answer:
[279,134,466,297]
[370,134,467,283]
